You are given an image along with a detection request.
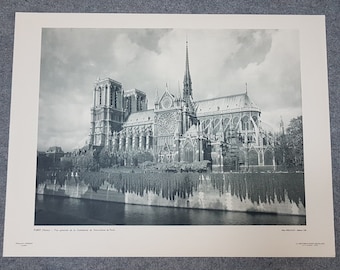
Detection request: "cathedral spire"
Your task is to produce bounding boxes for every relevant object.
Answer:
[183,40,192,101]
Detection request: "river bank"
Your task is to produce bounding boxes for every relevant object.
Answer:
[36,172,306,217]
[35,194,306,225]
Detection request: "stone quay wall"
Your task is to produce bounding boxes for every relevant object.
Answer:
[37,172,306,216]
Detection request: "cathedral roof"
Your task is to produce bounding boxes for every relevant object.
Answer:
[196,93,260,117]
[184,124,199,137]
[124,88,146,97]
[260,121,274,133]
[123,109,154,126]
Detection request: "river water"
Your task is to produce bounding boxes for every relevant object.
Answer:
[35,194,306,226]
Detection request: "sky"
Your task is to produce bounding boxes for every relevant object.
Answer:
[38,28,302,152]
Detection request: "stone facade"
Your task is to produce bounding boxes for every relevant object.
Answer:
[89,42,275,171]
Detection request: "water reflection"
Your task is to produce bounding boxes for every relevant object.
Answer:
[35,194,306,226]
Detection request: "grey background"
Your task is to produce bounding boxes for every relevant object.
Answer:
[0,0,339,269]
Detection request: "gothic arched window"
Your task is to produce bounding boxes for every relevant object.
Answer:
[184,144,194,163]
[110,86,114,106]
[264,150,273,165]
[242,116,249,130]
[114,88,118,108]
[248,150,258,165]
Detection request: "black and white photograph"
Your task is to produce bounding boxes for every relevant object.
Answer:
[35,28,305,226]
[3,13,334,257]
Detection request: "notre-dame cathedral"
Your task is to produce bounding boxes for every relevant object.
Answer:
[88,42,275,171]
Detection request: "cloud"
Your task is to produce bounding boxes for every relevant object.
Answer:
[37,28,302,151]
[241,30,302,118]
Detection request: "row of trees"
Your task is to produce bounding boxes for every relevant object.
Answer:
[55,149,155,172]
[140,160,211,173]
[39,147,212,174]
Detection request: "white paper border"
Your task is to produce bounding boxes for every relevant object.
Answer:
[3,13,335,257]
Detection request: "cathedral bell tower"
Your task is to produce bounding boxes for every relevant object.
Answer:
[89,78,124,148]
[123,88,147,120]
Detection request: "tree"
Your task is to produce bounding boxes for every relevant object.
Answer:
[37,153,53,170]
[98,148,111,168]
[286,116,304,171]
[60,157,73,171]
[70,149,99,171]
[275,116,304,171]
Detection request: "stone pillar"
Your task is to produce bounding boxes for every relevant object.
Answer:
[96,88,99,107]
[126,134,130,150]
[183,111,187,134]
[116,136,120,151]
[132,134,137,150]
[217,145,223,172]
[146,132,150,150]
[177,111,182,135]
[175,135,180,162]
[119,134,123,151]
[93,87,97,107]
[139,133,143,150]
[199,138,204,161]
[113,87,116,108]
